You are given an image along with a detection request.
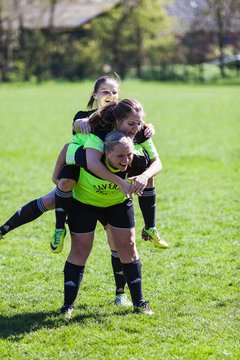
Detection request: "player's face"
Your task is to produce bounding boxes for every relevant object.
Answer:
[117,112,144,139]
[106,143,133,172]
[94,80,119,109]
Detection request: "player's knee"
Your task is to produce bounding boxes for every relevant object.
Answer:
[42,192,55,209]
[58,178,75,191]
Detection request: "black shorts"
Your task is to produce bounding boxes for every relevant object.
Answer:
[68,198,135,233]
[59,164,80,182]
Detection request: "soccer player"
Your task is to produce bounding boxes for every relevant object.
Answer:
[59,99,165,315]
[60,130,160,318]
[53,92,168,252]
[0,74,155,244]
[0,79,166,305]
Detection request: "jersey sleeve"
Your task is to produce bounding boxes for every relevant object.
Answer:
[134,128,148,144]
[140,138,159,159]
[73,109,95,122]
[72,109,96,135]
[84,133,104,153]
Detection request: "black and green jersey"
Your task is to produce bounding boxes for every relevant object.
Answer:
[67,112,159,190]
[66,109,96,164]
[73,157,128,207]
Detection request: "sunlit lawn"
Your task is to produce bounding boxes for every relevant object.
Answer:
[0,80,239,359]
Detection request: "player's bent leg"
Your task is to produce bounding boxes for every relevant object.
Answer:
[58,178,76,192]
[51,178,76,254]
[0,191,54,238]
[142,227,169,248]
[42,189,56,210]
[50,228,67,253]
[139,177,169,249]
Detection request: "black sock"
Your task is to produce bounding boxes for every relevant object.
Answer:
[138,187,156,229]
[63,261,85,306]
[55,187,72,229]
[0,198,48,235]
[111,250,127,295]
[121,259,143,306]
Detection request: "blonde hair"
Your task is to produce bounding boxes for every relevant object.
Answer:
[104,131,133,153]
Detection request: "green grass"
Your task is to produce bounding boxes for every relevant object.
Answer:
[0,81,239,359]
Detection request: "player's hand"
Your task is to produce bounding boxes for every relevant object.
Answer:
[119,180,132,197]
[144,123,155,138]
[129,174,148,195]
[79,118,91,134]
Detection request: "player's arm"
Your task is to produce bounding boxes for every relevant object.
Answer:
[130,137,161,194]
[130,157,162,195]
[73,118,91,134]
[86,148,132,196]
[52,144,69,185]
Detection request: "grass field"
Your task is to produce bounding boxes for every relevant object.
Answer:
[0,81,239,359]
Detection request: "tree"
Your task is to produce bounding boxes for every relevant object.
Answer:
[198,0,240,77]
[91,0,171,78]
[0,0,16,81]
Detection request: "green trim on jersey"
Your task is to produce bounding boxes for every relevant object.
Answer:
[66,133,88,164]
[136,138,158,160]
[105,158,120,173]
[84,133,104,153]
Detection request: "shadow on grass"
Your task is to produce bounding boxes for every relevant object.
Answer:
[0,305,132,340]
[0,311,57,340]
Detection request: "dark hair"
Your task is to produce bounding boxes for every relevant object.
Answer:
[87,73,120,109]
[104,131,133,153]
[89,99,144,132]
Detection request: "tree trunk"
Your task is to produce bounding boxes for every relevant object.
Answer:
[135,25,143,78]
[216,3,226,77]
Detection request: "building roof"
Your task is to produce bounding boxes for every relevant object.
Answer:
[167,0,240,34]
[2,0,120,30]
[2,0,239,33]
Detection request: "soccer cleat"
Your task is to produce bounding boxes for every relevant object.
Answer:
[134,301,154,315]
[114,293,132,307]
[50,227,67,253]
[0,226,7,239]
[59,304,74,321]
[141,227,169,248]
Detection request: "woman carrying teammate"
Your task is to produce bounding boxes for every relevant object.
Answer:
[0,76,167,306]
[59,99,165,316]
[52,75,168,251]
[60,126,161,319]
[0,74,160,248]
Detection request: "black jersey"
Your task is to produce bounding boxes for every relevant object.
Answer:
[72,109,96,135]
